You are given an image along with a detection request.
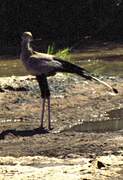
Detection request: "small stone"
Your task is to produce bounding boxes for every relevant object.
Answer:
[97,160,105,169]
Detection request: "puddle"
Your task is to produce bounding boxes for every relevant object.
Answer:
[62,108,123,133]
[108,108,123,120]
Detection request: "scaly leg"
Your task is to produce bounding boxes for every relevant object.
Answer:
[40,98,46,129]
[47,97,51,130]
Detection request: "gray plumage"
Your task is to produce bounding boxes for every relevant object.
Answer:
[20,32,118,130]
[21,32,61,76]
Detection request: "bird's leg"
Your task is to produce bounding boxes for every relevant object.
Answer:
[40,97,46,129]
[36,75,52,130]
[36,75,46,129]
[47,96,51,130]
[42,77,51,130]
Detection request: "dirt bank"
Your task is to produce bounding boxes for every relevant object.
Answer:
[0,74,123,179]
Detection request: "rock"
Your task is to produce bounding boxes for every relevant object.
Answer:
[97,160,105,169]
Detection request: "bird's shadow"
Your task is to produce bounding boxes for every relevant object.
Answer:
[0,128,49,140]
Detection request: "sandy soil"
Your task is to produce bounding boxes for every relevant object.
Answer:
[0,74,123,179]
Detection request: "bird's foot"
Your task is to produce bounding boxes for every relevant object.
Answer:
[39,125,54,132]
[48,127,53,131]
[39,125,45,130]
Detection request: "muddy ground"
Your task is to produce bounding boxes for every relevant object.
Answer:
[0,74,123,179]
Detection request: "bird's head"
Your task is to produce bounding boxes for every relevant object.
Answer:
[22,32,33,42]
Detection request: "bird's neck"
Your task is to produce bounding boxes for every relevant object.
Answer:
[21,40,33,60]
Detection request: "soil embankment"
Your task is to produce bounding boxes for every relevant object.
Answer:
[0,74,123,179]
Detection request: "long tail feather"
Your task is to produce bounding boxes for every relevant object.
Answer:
[90,76,118,94]
[55,58,118,94]
[55,58,93,80]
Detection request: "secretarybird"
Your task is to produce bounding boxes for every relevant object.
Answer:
[20,32,118,130]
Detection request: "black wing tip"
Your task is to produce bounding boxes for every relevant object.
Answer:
[113,88,118,94]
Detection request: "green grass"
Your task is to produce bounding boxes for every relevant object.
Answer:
[47,43,55,55]
[55,48,71,60]
[47,43,71,61]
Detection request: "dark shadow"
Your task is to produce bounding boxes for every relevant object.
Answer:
[0,128,49,140]
[4,86,28,91]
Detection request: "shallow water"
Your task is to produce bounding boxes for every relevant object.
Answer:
[62,108,123,133]
[76,60,123,77]
[0,59,27,77]
[0,56,123,77]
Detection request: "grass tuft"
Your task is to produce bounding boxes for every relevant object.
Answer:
[47,43,71,61]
